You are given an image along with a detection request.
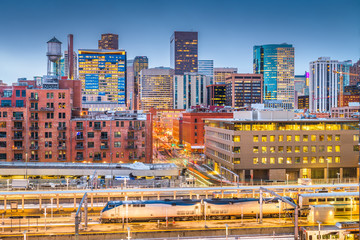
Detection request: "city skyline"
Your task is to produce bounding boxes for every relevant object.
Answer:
[0,0,359,84]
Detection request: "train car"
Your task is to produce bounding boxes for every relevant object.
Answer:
[298,192,359,216]
[204,197,294,219]
[100,199,201,223]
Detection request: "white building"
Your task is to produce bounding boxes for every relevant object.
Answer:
[309,57,351,113]
[174,73,209,109]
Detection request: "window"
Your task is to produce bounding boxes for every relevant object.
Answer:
[233,147,240,153]
[0,132,6,138]
[335,135,340,141]
[295,135,300,142]
[295,146,300,153]
[354,134,359,142]
[327,135,332,141]
[233,158,240,164]
[270,157,275,164]
[319,156,325,163]
[286,135,292,142]
[114,142,121,148]
[335,146,340,152]
[327,157,332,163]
[311,146,316,153]
[270,135,275,142]
[88,132,94,138]
[253,157,259,165]
[16,100,24,107]
[278,157,284,164]
[286,157,292,164]
[1,100,11,107]
[303,146,308,153]
[261,146,267,153]
[311,135,316,141]
[354,145,360,151]
[303,135,308,142]
[278,135,283,142]
[319,135,324,141]
[121,121,124,127]
[270,146,275,153]
[0,142,6,148]
[116,121,119,127]
[311,157,316,163]
[88,142,94,148]
[261,135,267,142]
[45,132,52,138]
[295,157,300,164]
[286,146,292,153]
[233,136,240,142]
[335,156,340,163]
[114,132,121,138]
[303,157,308,164]
[22,90,25,97]
[253,135,258,142]
[253,147,259,153]
[327,146,333,152]
[278,146,284,153]
[262,157,267,164]
[116,152,119,158]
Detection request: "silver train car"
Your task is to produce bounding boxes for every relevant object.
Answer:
[100,197,294,223]
[298,192,359,216]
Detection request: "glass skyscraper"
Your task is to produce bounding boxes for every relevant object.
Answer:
[253,44,295,109]
[198,60,214,76]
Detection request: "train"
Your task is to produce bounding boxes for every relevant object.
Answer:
[298,192,359,216]
[100,197,295,223]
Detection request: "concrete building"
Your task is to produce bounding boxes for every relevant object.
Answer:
[78,49,126,111]
[214,68,237,84]
[207,84,226,106]
[309,57,352,113]
[140,68,174,111]
[98,33,119,50]
[174,73,208,109]
[253,44,295,109]
[170,31,198,75]
[331,103,360,118]
[225,73,263,108]
[205,111,359,182]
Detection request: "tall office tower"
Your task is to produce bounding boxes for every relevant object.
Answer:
[133,56,149,110]
[127,62,135,110]
[173,73,208,109]
[63,51,78,79]
[170,31,198,75]
[253,44,295,109]
[225,73,263,108]
[78,49,126,111]
[198,60,214,76]
[294,72,309,96]
[349,59,360,85]
[207,84,226,106]
[140,68,174,111]
[98,33,119,50]
[213,68,237,84]
[309,57,352,113]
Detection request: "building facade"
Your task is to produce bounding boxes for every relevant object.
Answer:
[349,59,360,86]
[170,31,198,75]
[98,33,119,50]
[207,84,226,106]
[309,57,351,113]
[253,44,295,109]
[331,104,360,118]
[225,73,263,108]
[133,56,149,110]
[198,60,214,77]
[205,111,359,182]
[140,68,174,111]
[297,95,309,109]
[78,49,126,111]
[173,73,208,109]
[214,68,237,84]
[295,72,309,96]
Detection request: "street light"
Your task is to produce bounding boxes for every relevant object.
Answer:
[317,221,322,239]
[225,224,229,240]
[286,174,289,185]
[337,172,340,184]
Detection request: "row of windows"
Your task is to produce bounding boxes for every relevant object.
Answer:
[253,145,341,153]
[253,156,341,165]
[252,134,352,143]
[206,130,231,141]
[1,100,24,107]
[76,121,145,128]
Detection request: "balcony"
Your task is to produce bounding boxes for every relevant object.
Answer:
[29,157,39,162]
[57,145,66,150]
[12,117,24,121]
[126,145,137,149]
[94,126,102,131]
[12,146,24,151]
[29,126,39,131]
[57,157,66,161]
[75,145,84,150]
[29,108,39,112]
[75,156,84,161]
[57,126,67,131]
[75,126,83,131]
[12,136,24,140]
[128,126,142,131]
[12,126,24,131]
[57,136,66,141]
[29,136,39,140]
[100,136,109,140]
[30,145,39,150]
[75,136,84,141]
[100,145,109,150]
[40,107,54,112]
[29,117,39,121]
[29,96,39,101]
[125,136,138,141]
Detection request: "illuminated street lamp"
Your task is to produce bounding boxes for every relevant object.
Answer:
[286,174,289,185]
[317,221,322,239]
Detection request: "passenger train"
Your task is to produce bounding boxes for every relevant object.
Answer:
[100,197,295,223]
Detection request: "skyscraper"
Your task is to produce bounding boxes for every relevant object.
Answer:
[78,49,126,111]
[98,33,119,50]
[213,68,237,84]
[349,59,360,86]
[198,60,214,76]
[253,44,295,109]
[309,57,351,113]
[294,72,309,96]
[140,68,174,110]
[170,31,198,75]
[133,56,149,110]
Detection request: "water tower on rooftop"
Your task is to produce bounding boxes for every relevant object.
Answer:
[46,37,62,77]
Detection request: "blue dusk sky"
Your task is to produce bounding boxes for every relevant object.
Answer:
[0,0,359,84]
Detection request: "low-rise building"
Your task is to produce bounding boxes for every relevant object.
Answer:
[331,104,360,118]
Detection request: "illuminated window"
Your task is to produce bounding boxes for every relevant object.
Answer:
[311,135,316,141]
[253,135,258,142]
[253,147,259,153]
[270,135,275,142]
[354,134,359,142]
[253,157,259,164]
[302,168,309,178]
[303,135,308,142]
[319,135,324,141]
[319,156,325,163]
[311,157,316,163]
[233,158,241,164]
[335,156,340,163]
[335,146,340,152]
[286,157,292,164]
[287,146,292,153]
[233,136,240,142]
[317,145,323,152]
[327,135,332,141]
[270,157,275,164]
[286,135,292,142]
[295,135,300,142]
[303,146,308,153]
[327,146,333,152]
[278,135,284,142]
[311,146,316,153]
[278,146,284,153]
[327,157,332,163]
[270,146,275,153]
[303,157,308,164]
[262,146,267,153]
[295,157,300,164]
[262,135,267,142]
[335,135,340,141]
[295,146,300,153]
[262,157,267,164]
[278,157,284,164]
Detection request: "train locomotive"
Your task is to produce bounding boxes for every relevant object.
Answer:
[100,197,295,223]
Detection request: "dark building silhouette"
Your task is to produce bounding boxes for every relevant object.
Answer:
[98,33,119,50]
